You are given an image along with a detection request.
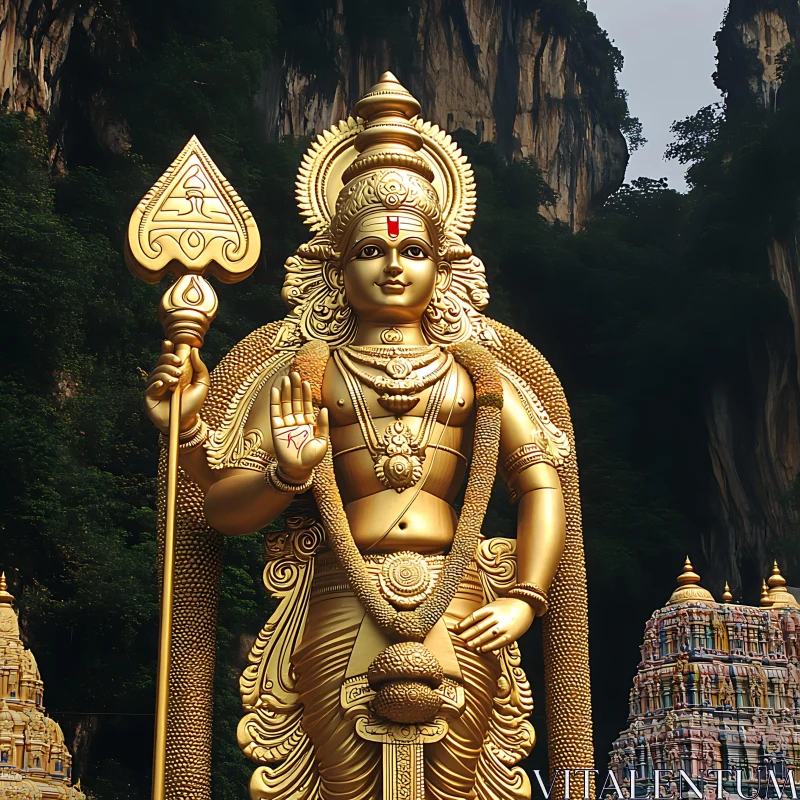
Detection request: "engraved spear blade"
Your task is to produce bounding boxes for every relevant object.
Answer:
[125,135,261,800]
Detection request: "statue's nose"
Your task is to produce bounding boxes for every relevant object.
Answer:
[384,249,403,276]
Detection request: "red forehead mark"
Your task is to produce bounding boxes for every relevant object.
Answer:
[387,216,399,239]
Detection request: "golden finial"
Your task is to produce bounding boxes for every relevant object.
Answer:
[761,579,772,607]
[342,71,434,185]
[0,572,13,605]
[722,582,733,603]
[126,135,260,286]
[766,561,799,608]
[667,556,715,605]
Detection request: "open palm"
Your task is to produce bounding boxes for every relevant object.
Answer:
[270,371,329,479]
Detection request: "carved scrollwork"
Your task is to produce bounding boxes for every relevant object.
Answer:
[206,351,293,470]
[126,135,260,283]
[476,537,518,598]
[237,503,324,800]
[497,363,570,468]
[249,743,320,800]
[475,537,536,800]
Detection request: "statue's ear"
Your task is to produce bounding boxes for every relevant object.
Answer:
[436,261,452,292]
[324,259,345,289]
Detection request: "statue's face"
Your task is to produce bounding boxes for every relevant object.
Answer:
[340,209,444,324]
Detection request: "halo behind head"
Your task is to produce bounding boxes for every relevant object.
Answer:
[284,72,488,348]
[294,74,476,240]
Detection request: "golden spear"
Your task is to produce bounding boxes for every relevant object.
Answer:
[125,136,261,800]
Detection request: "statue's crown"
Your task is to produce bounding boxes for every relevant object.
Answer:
[342,72,435,185]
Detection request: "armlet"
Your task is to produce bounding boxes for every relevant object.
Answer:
[498,363,570,469]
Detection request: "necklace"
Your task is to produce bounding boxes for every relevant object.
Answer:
[338,346,453,414]
[334,350,452,492]
[346,345,438,373]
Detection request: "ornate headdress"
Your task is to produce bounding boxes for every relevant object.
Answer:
[278,72,491,348]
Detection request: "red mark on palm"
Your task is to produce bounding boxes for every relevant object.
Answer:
[275,426,310,458]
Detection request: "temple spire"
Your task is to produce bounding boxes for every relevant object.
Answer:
[722,581,733,603]
[766,561,800,608]
[667,556,715,605]
[0,571,13,605]
[760,579,771,607]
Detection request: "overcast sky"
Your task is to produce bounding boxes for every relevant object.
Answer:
[587,0,730,191]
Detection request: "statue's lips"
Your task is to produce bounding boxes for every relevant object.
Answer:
[376,280,411,294]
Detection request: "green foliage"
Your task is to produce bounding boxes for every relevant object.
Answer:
[665,103,724,165]
[537,0,630,129]
[618,101,646,152]
[0,111,162,797]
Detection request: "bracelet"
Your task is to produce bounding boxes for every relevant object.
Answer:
[178,418,208,450]
[265,462,314,495]
[507,582,549,616]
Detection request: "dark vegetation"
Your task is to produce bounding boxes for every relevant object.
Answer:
[1,0,799,797]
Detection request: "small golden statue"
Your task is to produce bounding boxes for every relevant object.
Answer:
[141,73,592,800]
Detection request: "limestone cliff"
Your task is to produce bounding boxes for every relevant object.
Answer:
[0,0,77,115]
[703,0,800,593]
[259,0,628,227]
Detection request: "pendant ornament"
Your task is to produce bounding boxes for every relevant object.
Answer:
[338,347,453,414]
[381,327,404,344]
[333,350,452,492]
[375,420,425,491]
[378,552,436,609]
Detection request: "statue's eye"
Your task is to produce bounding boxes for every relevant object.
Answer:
[358,245,382,259]
[402,245,426,259]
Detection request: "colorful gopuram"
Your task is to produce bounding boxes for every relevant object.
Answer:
[0,574,85,800]
[610,558,800,795]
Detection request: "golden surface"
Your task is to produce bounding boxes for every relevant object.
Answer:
[126,135,260,284]
[142,73,592,800]
[766,561,800,608]
[666,556,715,606]
[0,575,86,800]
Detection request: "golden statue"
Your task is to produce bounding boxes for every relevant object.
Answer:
[138,73,592,800]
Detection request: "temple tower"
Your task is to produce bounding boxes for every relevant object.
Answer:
[610,559,800,796]
[0,573,86,800]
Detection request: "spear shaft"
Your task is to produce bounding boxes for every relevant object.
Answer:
[152,370,185,800]
[125,135,260,800]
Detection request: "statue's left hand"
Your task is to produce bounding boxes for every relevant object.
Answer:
[454,598,535,653]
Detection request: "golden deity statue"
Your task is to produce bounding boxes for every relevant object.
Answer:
[140,73,592,800]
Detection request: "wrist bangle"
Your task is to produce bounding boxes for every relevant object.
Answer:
[178,418,208,450]
[507,582,549,616]
[265,462,314,495]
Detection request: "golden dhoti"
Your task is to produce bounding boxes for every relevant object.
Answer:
[292,551,501,800]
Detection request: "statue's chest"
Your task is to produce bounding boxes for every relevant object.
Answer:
[323,356,473,496]
[322,358,474,429]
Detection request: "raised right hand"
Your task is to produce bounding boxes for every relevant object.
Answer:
[270,371,329,481]
[145,340,210,434]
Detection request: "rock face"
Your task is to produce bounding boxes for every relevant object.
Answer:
[704,0,800,593]
[0,0,77,115]
[0,0,628,226]
[259,0,628,227]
